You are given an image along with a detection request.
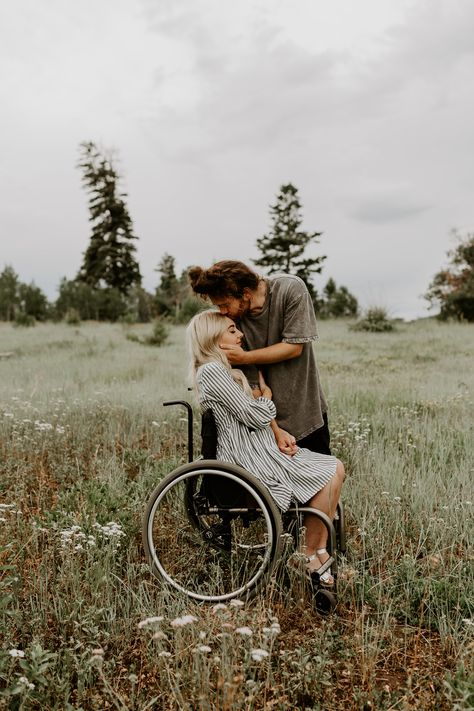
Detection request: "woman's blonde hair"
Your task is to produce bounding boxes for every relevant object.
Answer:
[186,310,252,395]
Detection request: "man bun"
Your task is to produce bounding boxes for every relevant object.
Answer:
[188,261,259,299]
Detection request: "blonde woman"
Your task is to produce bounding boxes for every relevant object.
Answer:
[187,310,345,586]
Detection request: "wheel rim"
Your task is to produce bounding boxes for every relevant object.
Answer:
[145,469,279,602]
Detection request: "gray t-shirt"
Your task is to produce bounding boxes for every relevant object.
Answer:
[239,274,327,441]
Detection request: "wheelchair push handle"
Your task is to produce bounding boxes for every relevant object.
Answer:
[163,400,194,463]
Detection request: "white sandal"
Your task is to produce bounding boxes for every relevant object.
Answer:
[306,549,334,587]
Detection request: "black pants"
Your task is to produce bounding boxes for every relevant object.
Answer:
[296,412,331,455]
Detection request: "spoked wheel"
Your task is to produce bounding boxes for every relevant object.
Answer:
[142,460,283,602]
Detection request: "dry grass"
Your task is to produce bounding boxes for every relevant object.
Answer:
[0,319,473,709]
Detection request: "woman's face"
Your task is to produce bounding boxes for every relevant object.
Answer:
[219,318,244,347]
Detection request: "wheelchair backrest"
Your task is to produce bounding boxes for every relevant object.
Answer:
[200,409,255,509]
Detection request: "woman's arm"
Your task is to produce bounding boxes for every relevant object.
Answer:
[199,362,276,429]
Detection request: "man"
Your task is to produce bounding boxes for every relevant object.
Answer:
[188,260,331,456]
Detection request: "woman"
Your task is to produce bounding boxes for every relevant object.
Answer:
[187,310,345,585]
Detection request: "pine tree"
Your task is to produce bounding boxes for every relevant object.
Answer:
[77,141,141,295]
[254,183,326,298]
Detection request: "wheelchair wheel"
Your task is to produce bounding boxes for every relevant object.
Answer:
[143,460,283,602]
[314,588,337,615]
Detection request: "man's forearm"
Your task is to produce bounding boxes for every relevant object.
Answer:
[243,342,303,365]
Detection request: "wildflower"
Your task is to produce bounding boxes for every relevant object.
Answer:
[229,599,244,608]
[170,614,198,628]
[462,619,474,627]
[251,649,269,662]
[158,651,172,658]
[18,676,35,691]
[91,648,104,656]
[199,631,207,640]
[9,649,25,658]
[393,496,401,502]
[235,626,253,636]
[138,616,164,629]
[195,645,212,653]
[465,501,472,506]
[263,622,281,636]
[212,603,228,613]
[151,421,160,427]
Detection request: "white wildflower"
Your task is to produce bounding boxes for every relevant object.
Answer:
[212,603,228,613]
[158,651,172,658]
[170,614,198,628]
[251,648,269,662]
[235,626,253,636]
[18,676,35,690]
[9,649,25,658]
[138,616,164,629]
[229,599,244,608]
[195,645,212,653]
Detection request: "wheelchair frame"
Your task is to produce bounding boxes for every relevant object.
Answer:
[142,400,346,613]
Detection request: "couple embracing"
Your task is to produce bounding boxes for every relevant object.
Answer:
[186,260,345,587]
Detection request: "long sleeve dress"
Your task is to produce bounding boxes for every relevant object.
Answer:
[196,361,337,512]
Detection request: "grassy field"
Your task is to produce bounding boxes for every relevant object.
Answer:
[0,319,473,710]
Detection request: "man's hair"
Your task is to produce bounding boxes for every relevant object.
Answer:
[188,260,259,299]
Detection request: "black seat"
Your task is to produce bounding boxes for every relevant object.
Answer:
[200,409,255,509]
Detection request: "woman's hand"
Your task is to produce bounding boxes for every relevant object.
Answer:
[252,387,263,399]
[275,427,298,456]
[269,421,298,456]
[258,370,272,400]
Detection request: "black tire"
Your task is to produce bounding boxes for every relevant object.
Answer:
[313,588,337,615]
[142,460,283,602]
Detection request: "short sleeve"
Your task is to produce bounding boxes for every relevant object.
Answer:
[279,277,318,343]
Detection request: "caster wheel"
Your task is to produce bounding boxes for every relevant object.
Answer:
[314,588,337,615]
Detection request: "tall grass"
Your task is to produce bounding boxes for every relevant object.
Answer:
[0,319,473,709]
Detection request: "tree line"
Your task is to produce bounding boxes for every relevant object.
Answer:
[1,142,471,325]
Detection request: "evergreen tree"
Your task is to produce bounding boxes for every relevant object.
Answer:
[0,265,20,321]
[155,253,180,317]
[18,282,49,321]
[425,231,474,321]
[254,183,326,298]
[320,278,358,318]
[77,141,141,295]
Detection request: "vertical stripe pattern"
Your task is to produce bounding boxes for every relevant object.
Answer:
[197,362,337,512]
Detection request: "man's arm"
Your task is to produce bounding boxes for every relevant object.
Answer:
[220,342,303,366]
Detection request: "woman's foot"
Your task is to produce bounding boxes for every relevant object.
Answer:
[306,549,334,587]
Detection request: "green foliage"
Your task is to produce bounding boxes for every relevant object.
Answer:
[126,318,169,346]
[425,230,474,322]
[18,281,49,321]
[154,255,205,323]
[318,278,359,318]
[55,278,139,322]
[350,307,394,332]
[76,141,141,295]
[13,312,36,327]
[0,266,49,323]
[0,265,20,320]
[254,183,326,299]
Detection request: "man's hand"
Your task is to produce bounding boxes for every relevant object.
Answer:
[274,427,298,456]
[219,343,248,365]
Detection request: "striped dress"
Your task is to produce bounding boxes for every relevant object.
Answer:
[196,361,337,512]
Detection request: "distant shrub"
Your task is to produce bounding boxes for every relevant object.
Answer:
[126,319,169,347]
[13,312,36,327]
[65,308,81,325]
[350,307,394,332]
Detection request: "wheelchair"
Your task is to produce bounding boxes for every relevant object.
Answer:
[142,401,346,613]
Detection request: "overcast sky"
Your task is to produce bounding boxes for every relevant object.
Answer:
[1,0,473,319]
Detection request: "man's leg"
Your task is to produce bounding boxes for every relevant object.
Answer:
[296,412,331,455]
